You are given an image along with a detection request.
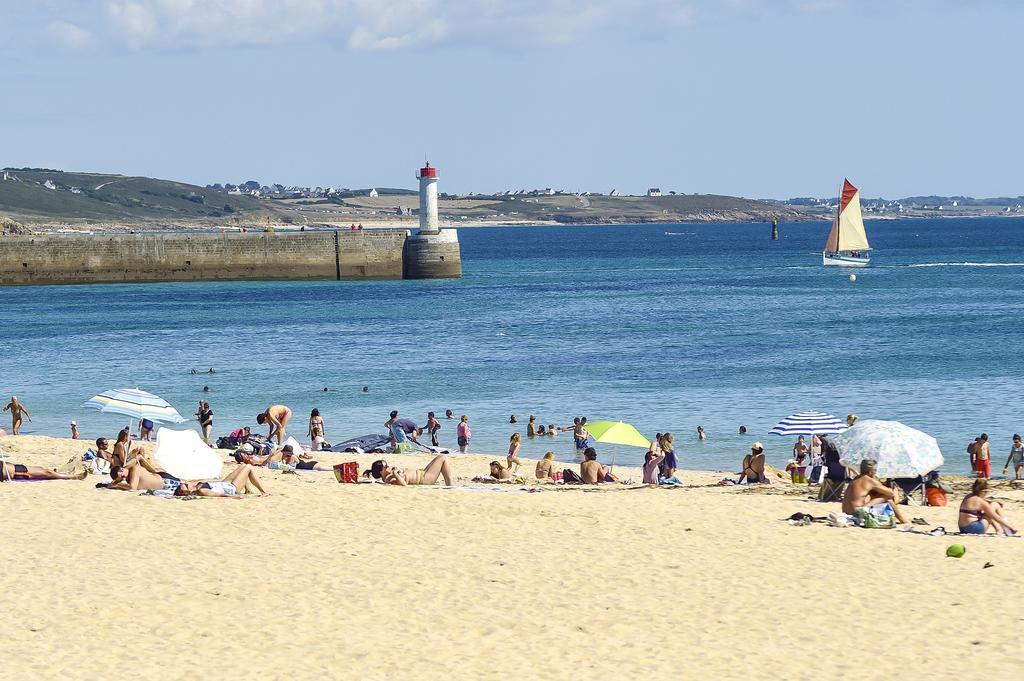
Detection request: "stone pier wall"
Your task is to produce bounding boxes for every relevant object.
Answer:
[0,230,432,286]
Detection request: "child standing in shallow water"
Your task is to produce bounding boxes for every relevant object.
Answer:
[456,415,471,454]
[426,411,441,447]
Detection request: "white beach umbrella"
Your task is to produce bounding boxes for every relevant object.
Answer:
[831,419,944,479]
[769,410,848,437]
[152,428,222,480]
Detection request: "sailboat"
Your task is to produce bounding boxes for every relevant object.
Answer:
[822,179,871,266]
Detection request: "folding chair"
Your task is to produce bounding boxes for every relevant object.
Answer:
[818,477,846,502]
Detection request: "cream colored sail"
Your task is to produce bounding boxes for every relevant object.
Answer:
[824,179,870,252]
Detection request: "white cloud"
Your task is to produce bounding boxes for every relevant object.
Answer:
[26,1,712,53]
[45,20,95,49]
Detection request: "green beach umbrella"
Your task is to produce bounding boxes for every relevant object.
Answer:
[585,421,650,448]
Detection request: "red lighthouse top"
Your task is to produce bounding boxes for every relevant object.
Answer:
[417,162,437,179]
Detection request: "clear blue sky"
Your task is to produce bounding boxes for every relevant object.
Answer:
[1,1,1021,198]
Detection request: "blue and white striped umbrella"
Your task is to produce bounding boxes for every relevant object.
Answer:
[82,388,186,424]
[769,410,847,437]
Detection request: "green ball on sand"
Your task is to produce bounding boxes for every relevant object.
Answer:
[946,544,966,558]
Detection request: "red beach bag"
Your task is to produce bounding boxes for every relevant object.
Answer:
[334,462,359,483]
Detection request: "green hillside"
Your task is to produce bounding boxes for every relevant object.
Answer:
[0,169,278,223]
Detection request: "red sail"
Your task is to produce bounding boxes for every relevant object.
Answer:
[840,179,859,214]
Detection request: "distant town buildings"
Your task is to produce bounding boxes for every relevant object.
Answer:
[646,188,662,197]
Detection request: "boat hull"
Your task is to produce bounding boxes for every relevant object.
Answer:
[822,252,870,267]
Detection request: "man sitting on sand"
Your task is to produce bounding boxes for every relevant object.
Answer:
[256,405,292,445]
[580,447,616,483]
[1,461,87,482]
[842,459,910,526]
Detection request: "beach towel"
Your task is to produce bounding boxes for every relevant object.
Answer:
[853,503,896,529]
[330,434,390,453]
[414,442,452,455]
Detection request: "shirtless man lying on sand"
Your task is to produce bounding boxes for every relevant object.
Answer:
[1,461,86,482]
[842,459,910,526]
[256,404,292,445]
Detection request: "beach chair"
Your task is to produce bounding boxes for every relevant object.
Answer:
[818,478,845,503]
[893,476,926,505]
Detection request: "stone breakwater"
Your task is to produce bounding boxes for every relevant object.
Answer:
[0,230,461,285]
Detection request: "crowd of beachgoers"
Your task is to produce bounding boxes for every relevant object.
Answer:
[2,395,1021,537]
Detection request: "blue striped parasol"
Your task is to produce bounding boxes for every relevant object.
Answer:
[82,388,186,425]
[769,410,847,437]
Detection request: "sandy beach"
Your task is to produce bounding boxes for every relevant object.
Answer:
[1,434,1022,680]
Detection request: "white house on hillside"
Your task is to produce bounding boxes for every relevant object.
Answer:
[368,188,379,198]
[647,188,662,197]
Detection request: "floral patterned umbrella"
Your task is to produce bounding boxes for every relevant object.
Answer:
[831,419,944,478]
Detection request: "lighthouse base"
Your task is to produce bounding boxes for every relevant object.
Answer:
[403,229,462,279]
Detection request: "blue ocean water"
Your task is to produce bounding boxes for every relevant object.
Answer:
[2,217,1023,474]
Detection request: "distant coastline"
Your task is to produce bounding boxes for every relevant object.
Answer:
[2,167,1022,235]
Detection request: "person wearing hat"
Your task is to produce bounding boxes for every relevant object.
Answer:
[737,442,768,484]
[846,414,858,427]
[70,421,79,440]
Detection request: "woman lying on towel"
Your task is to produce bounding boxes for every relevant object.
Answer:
[1,462,87,482]
[363,454,453,486]
[174,464,270,498]
[236,444,332,471]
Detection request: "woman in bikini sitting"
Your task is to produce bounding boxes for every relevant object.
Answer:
[959,478,1017,535]
[535,452,557,480]
[1,462,87,482]
[737,442,769,484]
[363,454,453,486]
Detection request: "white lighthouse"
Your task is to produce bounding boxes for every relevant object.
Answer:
[404,160,460,279]
[416,162,439,234]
